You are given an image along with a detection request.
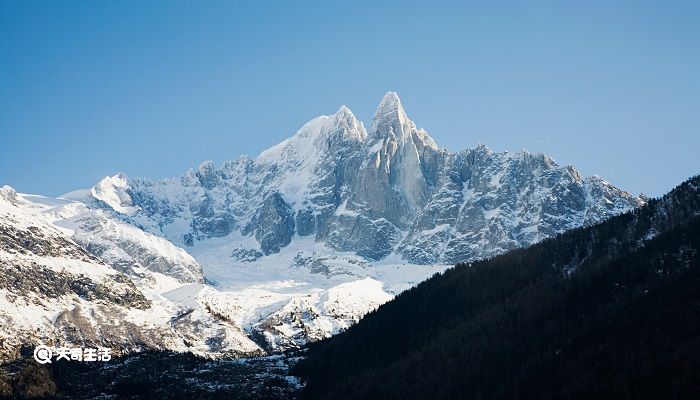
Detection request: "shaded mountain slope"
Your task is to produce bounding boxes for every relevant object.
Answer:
[294,175,700,400]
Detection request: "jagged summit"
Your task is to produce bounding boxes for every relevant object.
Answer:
[257,104,366,164]
[331,104,367,141]
[228,93,432,167]
[366,92,439,155]
[371,91,410,137]
[375,91,403,115]
[335,104,353,117]
[89,172,133,213]
[0,185,17,203]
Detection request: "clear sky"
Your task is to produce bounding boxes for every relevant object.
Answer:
[1,1,698,197]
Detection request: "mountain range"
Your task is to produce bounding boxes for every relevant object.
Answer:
[0,92,645,361]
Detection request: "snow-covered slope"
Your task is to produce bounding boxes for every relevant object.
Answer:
[0,186,261,362]
[0,185,419,359]
[20,190,204,283]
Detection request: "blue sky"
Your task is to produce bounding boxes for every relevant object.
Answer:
[1,1,698,197]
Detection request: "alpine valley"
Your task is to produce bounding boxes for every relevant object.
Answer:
[0,93,645,363]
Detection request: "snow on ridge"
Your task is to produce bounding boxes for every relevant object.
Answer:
[257,115,332,162]
[16,192,205,284]
[90,173,133,214]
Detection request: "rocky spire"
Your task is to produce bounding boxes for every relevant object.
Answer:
[331,105,367,141]
[370,91,410,138]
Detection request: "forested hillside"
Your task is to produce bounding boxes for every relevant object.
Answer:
[294,176,700,400]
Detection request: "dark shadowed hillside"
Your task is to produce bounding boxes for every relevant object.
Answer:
[294,176,700,400]
[0,351,302,400]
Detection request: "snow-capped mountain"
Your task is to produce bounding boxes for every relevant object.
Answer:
[78,92,643,263]
[0,92,645,360]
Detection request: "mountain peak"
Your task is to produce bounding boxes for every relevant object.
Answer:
[335,104,353,117]
[89,173,133,213]
[371,91,410,137]
[369,92,438,150]
[378,91,402,110]
[0,185,18,204]
[332,105,367,141]
[374,91,405,118]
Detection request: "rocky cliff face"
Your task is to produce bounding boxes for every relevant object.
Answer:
[78,92,643,264]
[399,147,643,263]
